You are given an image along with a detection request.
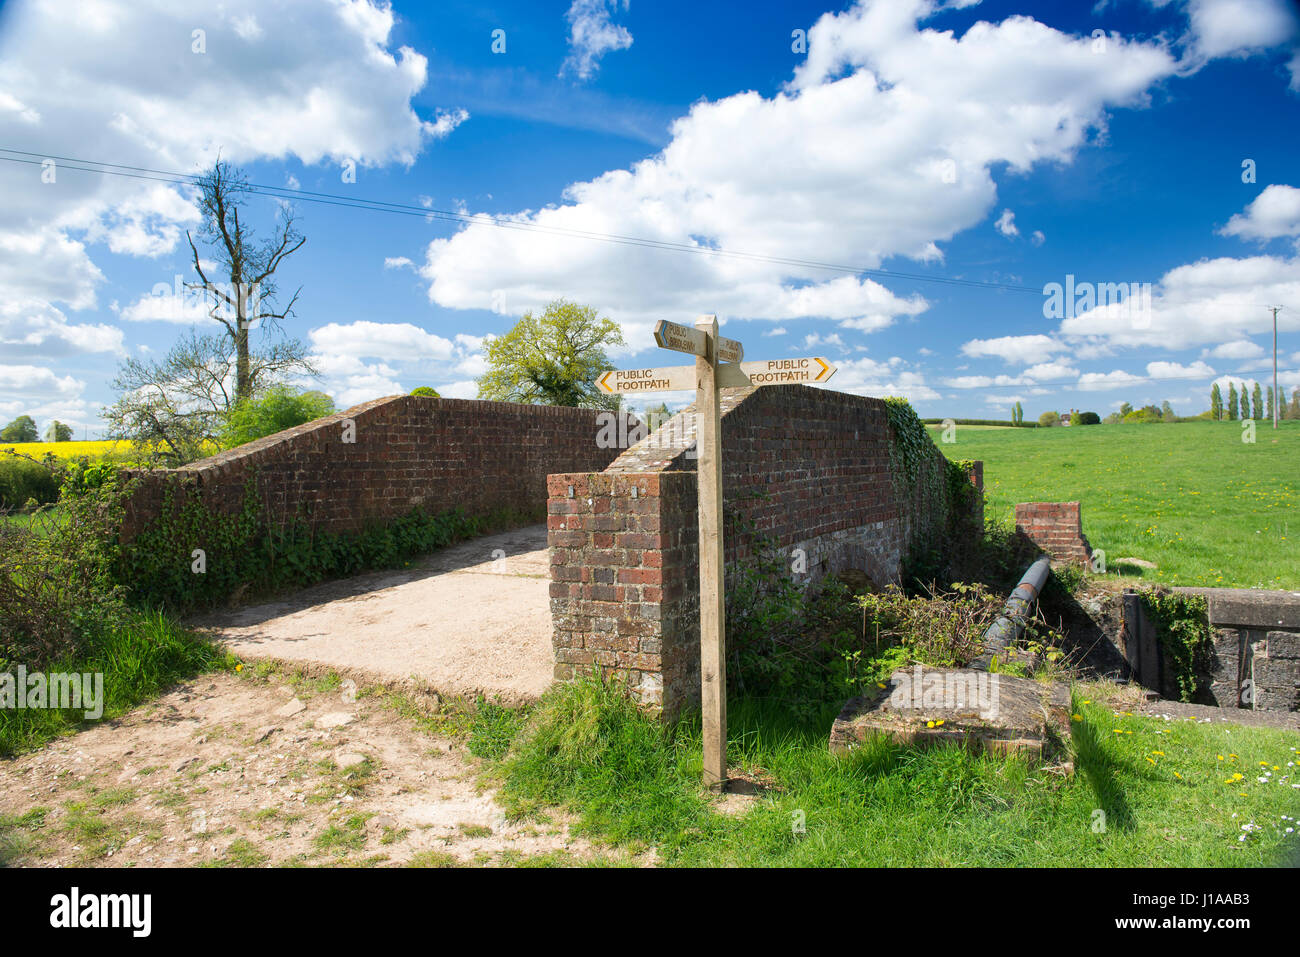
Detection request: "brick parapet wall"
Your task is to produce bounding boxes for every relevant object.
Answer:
[1014,501,1093,566]
[121,395,635,541]
[548,384,984,714]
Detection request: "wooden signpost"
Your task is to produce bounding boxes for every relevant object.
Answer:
[599,315,837,788]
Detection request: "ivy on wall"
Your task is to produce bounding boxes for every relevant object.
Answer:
[883,397,982,586]
[117,471,540,612]
[1140,589,1213,702]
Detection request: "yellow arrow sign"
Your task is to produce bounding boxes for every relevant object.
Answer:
[597,365,699,393]
[739,357,837,385]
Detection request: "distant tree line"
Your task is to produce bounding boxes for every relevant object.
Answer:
[1210,381,1299,421]
[1,416,74,443]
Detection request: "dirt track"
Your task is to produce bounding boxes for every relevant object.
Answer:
[0,669,631,868]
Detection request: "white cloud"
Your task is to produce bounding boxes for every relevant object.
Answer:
[435,380,477,400]
[832,356,940,403]
[763,326,788,337]
[1059,253,1300,350]
[801,332,844,349]
[384,256,414,269]
[1182,0,1299,61]
[1077,369,1145,391]
[422,0,1180,344]
[1147,359,1216,378]
[0,300,124,357]
[0,0,464,413]
[1220,184,1300,242]
[309,321,455,361]
[118,287,214,324]
[561,0,634,80]
[0,364,84,397]
[1030,229,1045,246]
[994,209,1019,238]
[960,334,1063,365]
[1203,339,1264,359]
[1022,361,1078,381]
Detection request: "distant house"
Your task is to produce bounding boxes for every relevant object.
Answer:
[1061,408,1077,427]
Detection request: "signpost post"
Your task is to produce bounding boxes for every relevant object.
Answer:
[597,315,837,789]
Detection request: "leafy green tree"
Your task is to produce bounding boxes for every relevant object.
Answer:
[1038,410,1060,427]
[1251,382,1263,420]
[1119,402,1133,417]
[1267,385,1275,421]
[410,386,441,398]
[1290,388,1300,420]
[1210,383,1223,420]
[0,415,39,443]
[45,420,74,442]
[1077,411,1101,425]
[1160,400,1174,421]
[221,386,335,448]
[1227,383,1238,420]
[1012,400,1023,425]
[477,299,625,409]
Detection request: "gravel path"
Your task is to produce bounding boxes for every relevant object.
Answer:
[192,525,554,704]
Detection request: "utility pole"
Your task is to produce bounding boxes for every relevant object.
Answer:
[1273,306,1281,430]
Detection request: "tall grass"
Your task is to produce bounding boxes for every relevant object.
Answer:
[491,673,1300,867]
[0,610,234,757]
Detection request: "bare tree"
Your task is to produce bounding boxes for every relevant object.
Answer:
[186,159,307,403]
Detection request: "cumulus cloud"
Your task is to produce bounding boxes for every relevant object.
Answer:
[1220,184,1300,242]
[1181,0,1298,61]
[309,321,455,361]
[561,0,634,80]
[1203,339,1264,359]
[1147,359,1216,378]
[994,209,1019,238]
[0,301,124,357]
[1059,253,1300,350]
[0,364,84,397]
[832,356,940,403]
[422,0,1180,345]
[0,0,463,411]
[960,334,1063,365]
[1077,369,1145,391]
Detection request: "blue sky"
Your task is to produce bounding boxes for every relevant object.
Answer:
[2,0,1299,436]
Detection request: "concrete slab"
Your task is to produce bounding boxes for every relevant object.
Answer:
[192,525,553,704]
[829,665,1073,765]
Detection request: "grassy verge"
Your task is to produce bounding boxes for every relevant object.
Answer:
[0,610,234,758]
[927,419,1299,589]
[485,674,1300,867]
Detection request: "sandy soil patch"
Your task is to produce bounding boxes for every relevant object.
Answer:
[0,668,631,868]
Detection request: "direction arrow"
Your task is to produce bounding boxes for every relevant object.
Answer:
[597,362,753,393]
[597,365,698,394]
[739,357,836,385]
[654,319,743,363]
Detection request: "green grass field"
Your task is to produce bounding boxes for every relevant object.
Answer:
[483,675,1300,867]
[928,420,1300,590]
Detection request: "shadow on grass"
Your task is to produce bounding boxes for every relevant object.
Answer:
[1071,716,1136,834]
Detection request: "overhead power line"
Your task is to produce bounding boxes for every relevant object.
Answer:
[0,146,1077,296]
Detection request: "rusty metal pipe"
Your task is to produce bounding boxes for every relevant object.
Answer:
[970,555,1052,671]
